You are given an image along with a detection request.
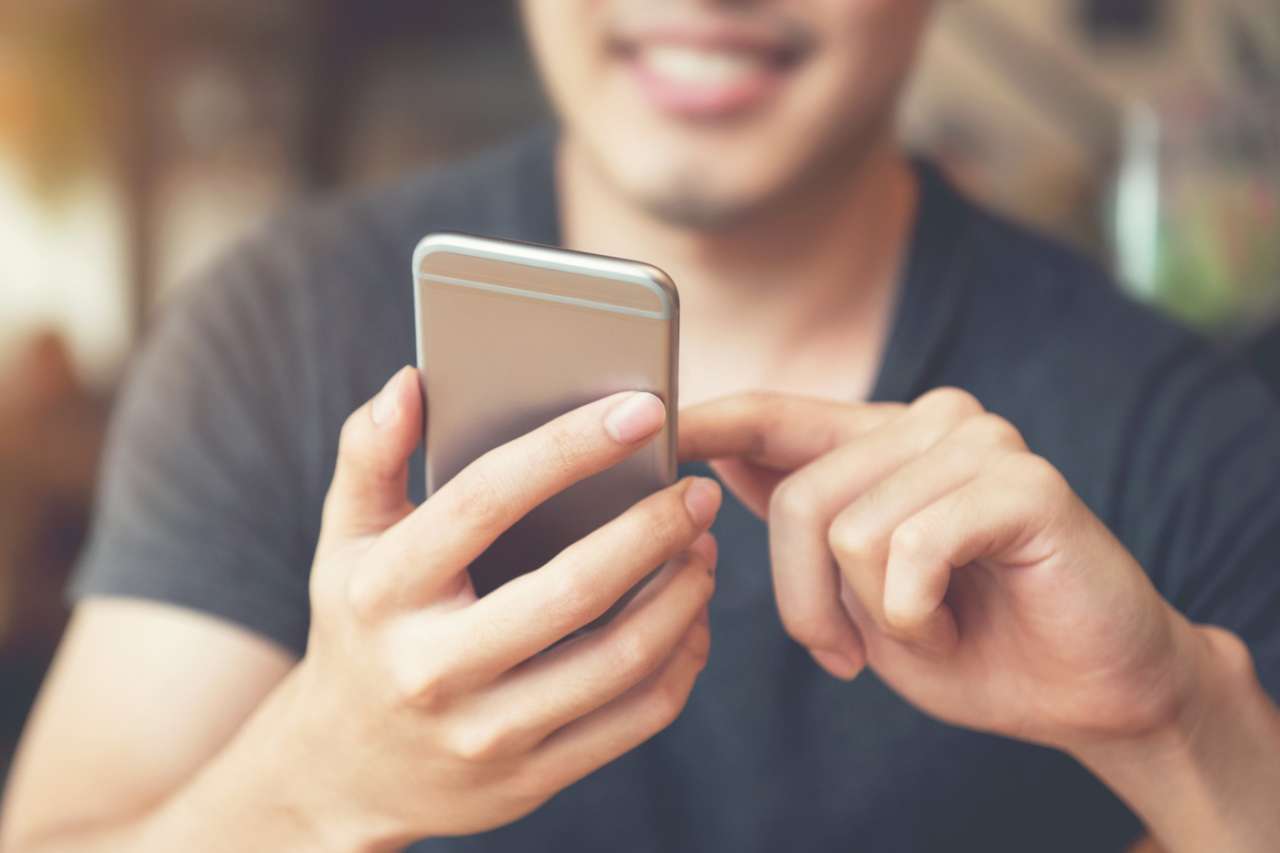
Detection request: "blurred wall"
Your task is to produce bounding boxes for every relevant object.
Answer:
[3,0,1278,382]
[905,0,1280,332]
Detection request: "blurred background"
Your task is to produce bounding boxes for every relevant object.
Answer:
[1,0,1278,785]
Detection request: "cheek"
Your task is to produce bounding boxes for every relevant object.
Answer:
[819,0,922,24]
[817,0,931,62]
[803,0,930,114]
[521,0,607,106]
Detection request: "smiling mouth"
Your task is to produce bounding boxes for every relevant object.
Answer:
[609,26,811,121]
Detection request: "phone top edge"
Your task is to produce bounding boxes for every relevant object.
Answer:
[412,232,678,320]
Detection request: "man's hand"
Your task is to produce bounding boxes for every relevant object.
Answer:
[282,368,721,847]
[0,370,721,853]
[683,389,1280,851]
[681,388,1216,750]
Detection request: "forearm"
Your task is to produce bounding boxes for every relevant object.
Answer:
[1073,625,1280,853]
[10,669,396,853]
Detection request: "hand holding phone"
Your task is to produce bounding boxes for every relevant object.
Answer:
[285,372,720,845]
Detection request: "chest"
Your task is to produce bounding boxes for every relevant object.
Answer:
[677,326,882,407]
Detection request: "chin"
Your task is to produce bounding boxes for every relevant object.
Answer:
[634,187,763,231]
[618,164,788,231]
[594,129,812,230]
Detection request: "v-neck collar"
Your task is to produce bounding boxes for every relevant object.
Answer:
[865,160,979,403]
[528,130,976,405]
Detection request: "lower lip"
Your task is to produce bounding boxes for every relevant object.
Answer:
[623,53,787,120]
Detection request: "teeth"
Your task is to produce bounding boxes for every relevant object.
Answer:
[641,45,763,86]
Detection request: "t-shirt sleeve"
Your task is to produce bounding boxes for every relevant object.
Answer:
[69,241,316,657]
[1121,348,1280,705]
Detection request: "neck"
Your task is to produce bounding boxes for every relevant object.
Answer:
[558,132,918,404]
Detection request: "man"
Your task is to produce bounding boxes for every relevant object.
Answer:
[3,2,1280,850]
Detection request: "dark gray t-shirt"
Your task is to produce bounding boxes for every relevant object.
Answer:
[73,131,1280,852]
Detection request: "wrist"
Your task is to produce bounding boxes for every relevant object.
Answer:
[1070,621,1276,852]
[128,667,378,852]
[267,661,420,853]
[178,662,411,853]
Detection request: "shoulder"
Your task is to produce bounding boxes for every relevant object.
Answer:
[926,171,1215,413]
[954,190,1195,377]
[924,170,1280,518]
[150,128,558,405]
[183,127,557,318]
[281,126,556,256]
[135,129,558,508]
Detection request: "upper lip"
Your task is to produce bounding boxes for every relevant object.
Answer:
[608,15,811,65]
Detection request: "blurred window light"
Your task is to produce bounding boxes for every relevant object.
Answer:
[1114,102,1161,299]
[0,7,128,386]
[0,159,129,388]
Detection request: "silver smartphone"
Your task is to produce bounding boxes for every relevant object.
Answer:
[413,233,679,620]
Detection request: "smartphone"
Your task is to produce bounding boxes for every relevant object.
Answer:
[413,233,679,624]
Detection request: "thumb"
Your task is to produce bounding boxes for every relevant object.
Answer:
[320,366,421,546]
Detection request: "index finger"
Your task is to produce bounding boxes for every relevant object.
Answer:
[367,391,668,609]
[678,392,903,469]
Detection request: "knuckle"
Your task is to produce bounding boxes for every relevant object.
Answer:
[647,672,693,732]
[445,721,511,764]
[388,654,450,710]
[1012,453,1069,495]
[545,566,602,630]
[959,412,1025,449]
[645,491,693,545]
[445,465,506,532]
[827,512,873,564]
[1203,626,1254,682]
[607,628,661,683]
[685,621,712,669]
[769,476,818,525]
[916,386,984,422]
[888,521,929,562]
[503,766,556,809]
[344,570,383,622]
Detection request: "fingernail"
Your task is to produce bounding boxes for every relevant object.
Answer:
[683,478,722,528]
[604,392,665,444]
[371,369,405,427]
[810,648,862,681]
